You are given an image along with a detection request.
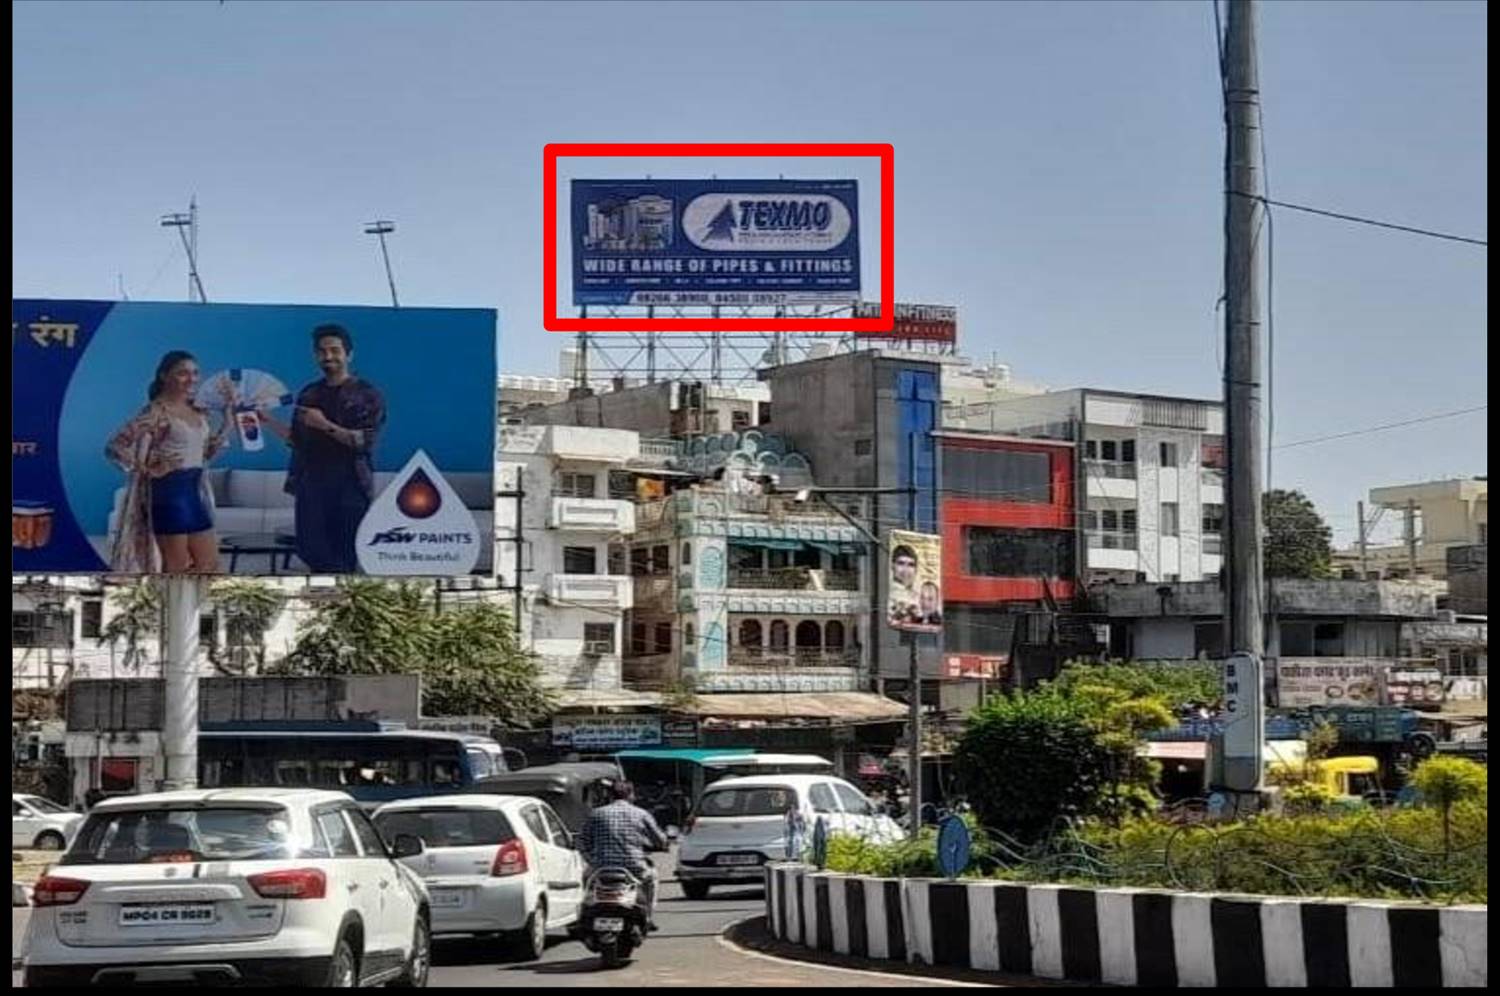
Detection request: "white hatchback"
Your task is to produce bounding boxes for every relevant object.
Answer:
[675,774,902,899]
[12,794,84,851]
[373,794,584,961]
[21,788,432,988]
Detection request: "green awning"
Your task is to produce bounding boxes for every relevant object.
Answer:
[728,538,804,551]
[809,541,864,556]
[614,748,755,764]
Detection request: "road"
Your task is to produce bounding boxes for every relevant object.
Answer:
[13,854,963,988]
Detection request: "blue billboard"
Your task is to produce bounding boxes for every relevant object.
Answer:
[571,179,861,307]
[12,301,497,577]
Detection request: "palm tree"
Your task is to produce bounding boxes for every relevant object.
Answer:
[101,581,162,671]
[207,580,287,675]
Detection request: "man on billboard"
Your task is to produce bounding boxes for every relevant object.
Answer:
[261,323,386,573]
[887,531,943,632]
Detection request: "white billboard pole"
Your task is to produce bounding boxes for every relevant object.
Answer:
[161,576,204,790]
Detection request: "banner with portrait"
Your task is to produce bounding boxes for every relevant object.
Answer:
[887,529,942,633]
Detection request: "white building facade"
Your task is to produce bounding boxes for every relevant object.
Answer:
[496,425,639,692]
[948,388,1226,584]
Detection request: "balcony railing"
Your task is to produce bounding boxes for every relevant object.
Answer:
[728,567,860,591]
[1087,530,1138,551]
[728,648,862,668]
[1086,459,1137,480]
[1202,533,1224,555]
[639,438,681,459]
[1201,467,1226,487]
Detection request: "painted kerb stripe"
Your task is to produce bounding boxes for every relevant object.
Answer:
[1211,898,1267,987]
[1057,888,1102,983]
[1132,891,1178,987]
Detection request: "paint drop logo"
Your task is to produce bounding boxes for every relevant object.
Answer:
[396,468,441,519]
[356,450,481,576]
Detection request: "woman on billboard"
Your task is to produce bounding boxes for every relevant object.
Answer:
[105,350,232,573]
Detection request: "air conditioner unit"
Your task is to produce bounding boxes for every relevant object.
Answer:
[583,641,615,656]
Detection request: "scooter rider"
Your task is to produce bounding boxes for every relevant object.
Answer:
[576,779,668,930]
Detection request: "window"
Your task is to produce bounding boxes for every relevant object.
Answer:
[808,783,838,814]
[466,748,496,779]
[758,401,772,425]
[833,783,873,817]
[608,470,636,500]
[520,805,550,842]
[699,786,795,817]
[795,620,822,649]
[944,605,1018,655]
[540,806,571,848]
[608,547,626,575]
[739,619,763,648]
[703,411,720,433]
[681,542,692,566]
[631,547,651,576]
[684,623,694,650]
[824,620,846,649]
[1161,503,1180,537]
[1193,622,1224,659]
[769,620,790,650]
[563,545,598,574]
[793,545,820,569]
[1160,442,1178,467]
[346,808,388,857]
[557,472,596,499]
[654,622,673,654]
[1280,621,1346,657]
[199,613,218,647]
[1101,509,1119,531]
[652,545,670,575]
[767,548,790,570]
[584,622,616,654]
[1122,440,1136,463]
[631,623,648,655]
[1203,504,1225,534]
[731,409,751,430]
[1123,508,1138,532]
[1085,439,1098,459]
[854,439,873,456]
[316,811,360,857]
[966,527,1075,577]
[1100,440,1117,461]
[942,446,1051,503]
[12,610,72,648]
[81,599,103,639]
[375,808,514,849]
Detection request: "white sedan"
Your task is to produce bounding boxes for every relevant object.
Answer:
[22,788,432,988]
[12,794,83,851]
[373,794,584,961]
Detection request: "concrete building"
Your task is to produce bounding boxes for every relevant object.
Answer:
[496,425,643,695]
[940,356,1049,414]
[1335,477,1488,580]
[947,388,1226,585]
[520,379,772,439]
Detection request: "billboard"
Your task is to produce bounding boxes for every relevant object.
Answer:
[552,714,663,750]
[1276,658,1384,708]
[13,301,497,577]
[888,529,943,633]
[571,179,860,307]
[854,302,957,342]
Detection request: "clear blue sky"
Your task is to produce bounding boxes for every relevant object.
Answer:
[13,0,1487,547]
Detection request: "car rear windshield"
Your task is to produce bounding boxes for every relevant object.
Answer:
[697,785,796,818]
[374,808,516,848]
[24,796,69,815]
[62,807,296,865]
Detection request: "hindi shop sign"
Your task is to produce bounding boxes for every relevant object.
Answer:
[552,715,663,750]
[571,179,861,307]
[1276,659,1385,708]
[853,302,957,343]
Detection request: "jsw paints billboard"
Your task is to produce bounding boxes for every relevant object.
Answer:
[571,179,861,306]
[12,300,496,577]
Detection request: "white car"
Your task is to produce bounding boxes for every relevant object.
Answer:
[12,794,84,851]
[675,774,903,899]
[22,788,432,988]
[373,794,584,961]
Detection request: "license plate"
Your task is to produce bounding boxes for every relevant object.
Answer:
[429,889,466,908]
[119,903,217,927]
[717,854,761,866]
[593,917,625,932]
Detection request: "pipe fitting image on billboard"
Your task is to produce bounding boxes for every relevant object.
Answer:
[12,300,497,578]
[888,529,942,633]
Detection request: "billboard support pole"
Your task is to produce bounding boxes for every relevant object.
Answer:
[906,430,922,837]
[161,575,204,791]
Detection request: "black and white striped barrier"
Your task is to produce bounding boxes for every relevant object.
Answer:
[764,864,1487,987]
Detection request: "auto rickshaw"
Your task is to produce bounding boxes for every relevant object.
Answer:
[467,761,622,832]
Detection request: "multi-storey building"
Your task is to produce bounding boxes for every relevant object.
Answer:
[948,388,1226,585]
[1335,477,1488,580]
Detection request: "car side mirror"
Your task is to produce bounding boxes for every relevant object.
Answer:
[390,833,425,859]
[501,748,528,772]
[666,825,680,842]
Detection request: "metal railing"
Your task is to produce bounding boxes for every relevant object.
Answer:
[1202,533,1224,555]
[728,648,861,668]
[639,438,681,459]
[728,567,860,591]
[1086,530,1138,550]
[1085,459,1137,480]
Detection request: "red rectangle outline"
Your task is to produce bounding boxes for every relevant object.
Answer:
[543,143,893,332]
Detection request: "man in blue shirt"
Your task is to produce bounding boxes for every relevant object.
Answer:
[576,781,668,929]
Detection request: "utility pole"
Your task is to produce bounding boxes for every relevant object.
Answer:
[161,200,207,303]
[1357,500,1369,578]
[906,432,922,836]
[1406,498,1419,577]
[363,220,400,307]
[1221,0,1266,795]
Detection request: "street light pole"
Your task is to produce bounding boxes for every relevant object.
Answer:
[364,220,400,308]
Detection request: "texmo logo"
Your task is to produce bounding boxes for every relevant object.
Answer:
[683,193,852,251]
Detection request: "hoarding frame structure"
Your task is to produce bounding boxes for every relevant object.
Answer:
[853,302,957,343]
[12,299,498,579]
[543,142,895,332]
[888,529,943,635]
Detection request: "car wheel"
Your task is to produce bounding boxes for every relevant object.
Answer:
[324,934,359,988]
[681,881,710,901]
[505,900,547,962]
[33,831,65,851]
[391,915,431,988]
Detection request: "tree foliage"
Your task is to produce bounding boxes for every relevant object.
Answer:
[1264,488,1334,579]
[207,580,286,676]
[101,580,161,670]
[1411,756,1488,856]
[1048,660,1221,710]
[282,579,553,725]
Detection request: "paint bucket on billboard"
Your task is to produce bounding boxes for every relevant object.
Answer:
[633,195,673,248]
[12,502,54,549]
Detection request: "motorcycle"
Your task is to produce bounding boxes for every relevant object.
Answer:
[578,864,650,968]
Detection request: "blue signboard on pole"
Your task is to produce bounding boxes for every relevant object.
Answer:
[571,179,860,307]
